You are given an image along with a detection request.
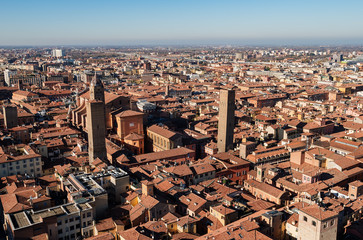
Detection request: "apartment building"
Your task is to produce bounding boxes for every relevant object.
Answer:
[6,202,94,240]
[63,167,129,218]
[210,204,238,226]
[147,124,183,152]
[0,145,42,178]
[298,205,338,240]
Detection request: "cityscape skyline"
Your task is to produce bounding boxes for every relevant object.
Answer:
[0,1,363,239]
[1,0,363,46]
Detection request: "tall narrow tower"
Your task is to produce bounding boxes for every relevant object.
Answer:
[89,73,105,102]
[87,74,106,163]
[217,89,235,153]
[165,84,170,97]
[3,105,18,129]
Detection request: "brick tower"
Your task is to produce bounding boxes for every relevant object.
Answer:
[217,89,235,153]
[87,74,106,163]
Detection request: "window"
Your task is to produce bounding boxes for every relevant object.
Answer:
[312,221,316,226]
[331,220,335,226]
[70,226,74,231]
[303,216,307,222]
[69,218,74,222]
[58,229,63,234]
[87,212,91,217]
[57,221,62,225]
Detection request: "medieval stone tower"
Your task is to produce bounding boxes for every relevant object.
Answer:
[87,74,107,163]
[217,89,235,153]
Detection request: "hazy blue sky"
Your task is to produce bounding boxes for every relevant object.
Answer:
[1,0,362,46]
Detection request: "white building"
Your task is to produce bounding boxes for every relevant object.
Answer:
[4,69,17,86]
[52,49,63,58]
[7,202,94,239]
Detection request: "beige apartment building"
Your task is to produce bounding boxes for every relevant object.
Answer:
[0,145,42,177]
[7,202,94,240]
[147,124,182,152]
[298,205,338,240]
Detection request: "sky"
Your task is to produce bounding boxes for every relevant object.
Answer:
[1,0,363,46]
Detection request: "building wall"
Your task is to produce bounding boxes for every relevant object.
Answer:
[111,175,130,203]
[176,222,196,233]
[286,222,299,239]
[87,101,106,162]
[210,208,238,226]
[244,181,285,205]
[124,138,144,155]
[298,212,338,240]
[92,193,108,219]
[193,171,216,185]
[216,165,249,184]
[11,128,30,143]
[147,131,182,152]
[217,89,235,153]
[3,106,18,129]
[348,183,363,200]
[0,156,42,178]
[80,208,94,238]
[116,114,144,140]
[239,142,255,159]
[57,212,81,240]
